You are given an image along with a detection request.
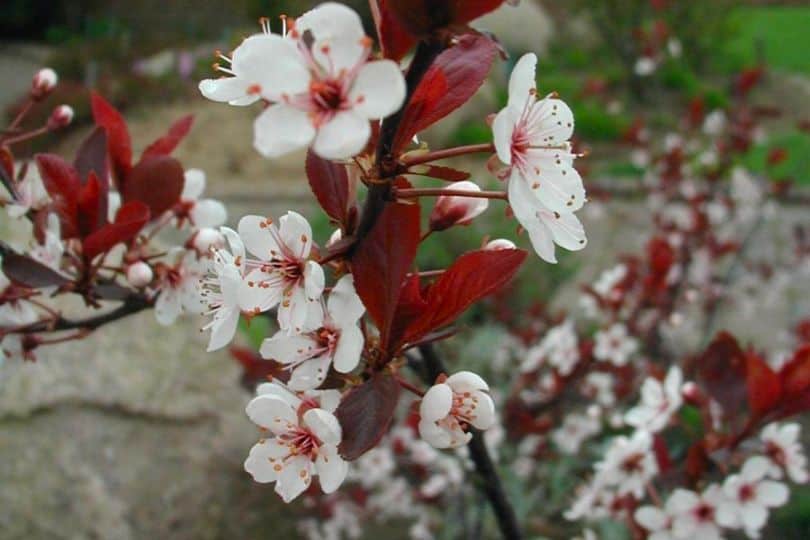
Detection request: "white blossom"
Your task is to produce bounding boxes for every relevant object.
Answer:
[625,366,683,432]
[593,323,638,366]
[716,456,789,538]
[419,371,495,449]
[760,422,808,484]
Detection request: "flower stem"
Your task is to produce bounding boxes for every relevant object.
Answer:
[402,143,495,167]
[418,343,523,540]
[395,375,425,397]
[394,187,507,200]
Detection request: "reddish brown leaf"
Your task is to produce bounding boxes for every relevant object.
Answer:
[74,128,110,231]
[449,0,505,24]
[400,248,527,347]
[121,156,185,219]
[82,201,149,260]
[230,346,289,390]
[745,351,781,418]
[695,332,749,418]
[370,0,417,61]
[305,150,352,224]
[385,0,505,36]
[336,373,401,460]
[76,172,104,237]
[91,92,132,184]
[781,344,810,406]
[141,115,194,159]
[393,34,497,152]
[350,201,421,351]
[408,164,471,182]
[36,153,80,238]
[0,249,70,288]
[0,147,14,183]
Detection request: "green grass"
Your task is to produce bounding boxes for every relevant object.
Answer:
[741,132,810,185]
[724,6,810,74]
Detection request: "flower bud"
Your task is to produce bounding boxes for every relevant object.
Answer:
[126,261,154,288]
[31,68,58,100]
[47,105,74,130]
[429,181,488,232]
[190,227,226,254]
[681,381,704,406]
[484,238,517,251]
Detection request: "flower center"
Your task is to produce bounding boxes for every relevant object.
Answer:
[310,79,345,112]
[279,426,321,459]
[621,452,645,474]
[694,503,714,522]
[739,483,755,502]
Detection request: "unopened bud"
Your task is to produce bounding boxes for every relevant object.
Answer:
[327,228,342,248]
[31,68,58,100]
[484,238,517,251]
[681,381,704,405]
[47,105,74,130]
[429,181,488,232]
[191,227,225,254]
[126,261,154,288]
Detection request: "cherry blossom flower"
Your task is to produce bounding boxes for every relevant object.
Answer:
[760,422,808,484]
[583,372,616,408]
[260,274,364,390]
[0,262,38,328]
[244,381,347,502]
[716,456,789,538]
[154,249,206,325]
[418,371,496,449]
[4,168,49,219]
[596,430,658,498]
[635,504,676,540]
[237,212,324,333]
[667,486,726,540]
[552,410,601,454]
[625,366,683,432]
[521,318,579,375]
[428,181,489,231]
[492,53,585,213]
[176,169,227,228]
[197,227,247,351]
[200,3,406,160]
[593,323,638,366]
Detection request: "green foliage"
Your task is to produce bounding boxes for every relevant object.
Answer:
[723,6,810,74]
[741,132,810,185]
[573,102,631,141]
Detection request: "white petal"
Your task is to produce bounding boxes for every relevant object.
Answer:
[220,226,245,259]
[277,284,310,333]
[191,199,227,228]
[742,456,770,482]
[492,107,517,165]
[313,36,366,74]
[296,2,365,42]
[332,324,363,373]
[233,34,311,99]
[635,506,667,531]
[182,169,206,200]
[206,307,240,352]
[740,504,767,532]
[245,395,298,433]
[523,158,586,213]
[470,391,496,430]
[418,418,453,449]
[260,333,320,364]
[315,444,348,493]
[312,111,370,160]
[238,269,283,313]
[288,354,332,391]
[446,371,489,392]
[316,390,341,414]
[198,77,258,106]
[278,211,313,259]
[757,481,789,507]
[507,53,538,111]
[527,98,575,145]
[666,489,700,513]
[349,60,406,119]
[303,408,342,445]
[244,439,289,483]
[254,104,316,159]
[275,455,312,503]
[256,381,301,409]
[327,274,364,323]
[508,174,557,263]
[303,261,325,300]
[154,289,182,325]
[238,215,281,260]
[420,383,453,422]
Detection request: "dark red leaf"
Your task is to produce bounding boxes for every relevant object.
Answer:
[91,91,132,185]
[351,201,421,351]
[695,332,749,418]
[76,172,103,237]
[35,153,80,238]
[385,0,504,36]
[82,201,149,260]
[393,33,498,151]
[121,155,185,219]
[0,249,70,288]
[370,0,417,61]
[141,115,195,159]
[652,434,672,472]
[305,149,352,224]
[400,248,527,347]
[74,128,110,232]
[449,0,505,24]
[0,146,14,183]
[336,373,401,460]
[745,351,781,418]
[230,346,289,390]
[781,344,810,404]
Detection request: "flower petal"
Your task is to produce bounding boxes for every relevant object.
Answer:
[507,53,538,111]
[349,60,406,119]
[304,408,342,445]
[244,439,289,483]
[275,455,313,503]
[315,443,348,493]
[233,34,310,99]
[327,274,364,323]
[288,354,332,391]
[420,383,453,422]
[260,332,321,364]
[182,169,206,200]
[191,199,227,228]
[446,371,489,392]
[246,394,297,433]
[198,77,258,106]
[312,111,370,160]
[254,104,316,159]
[332,323,363,373]
[278,211,313,259]
[238,215,281,260]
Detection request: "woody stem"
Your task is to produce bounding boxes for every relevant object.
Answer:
[394,188,508,200]
[401,143,495,167]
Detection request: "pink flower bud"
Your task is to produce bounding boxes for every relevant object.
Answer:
[191,227,226,254]
[126,261,154,288]
[681,381,704,405]
[47,105,74,130]
[31,68,58,100]
[429,181,488,232]
[484,238,517,251]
